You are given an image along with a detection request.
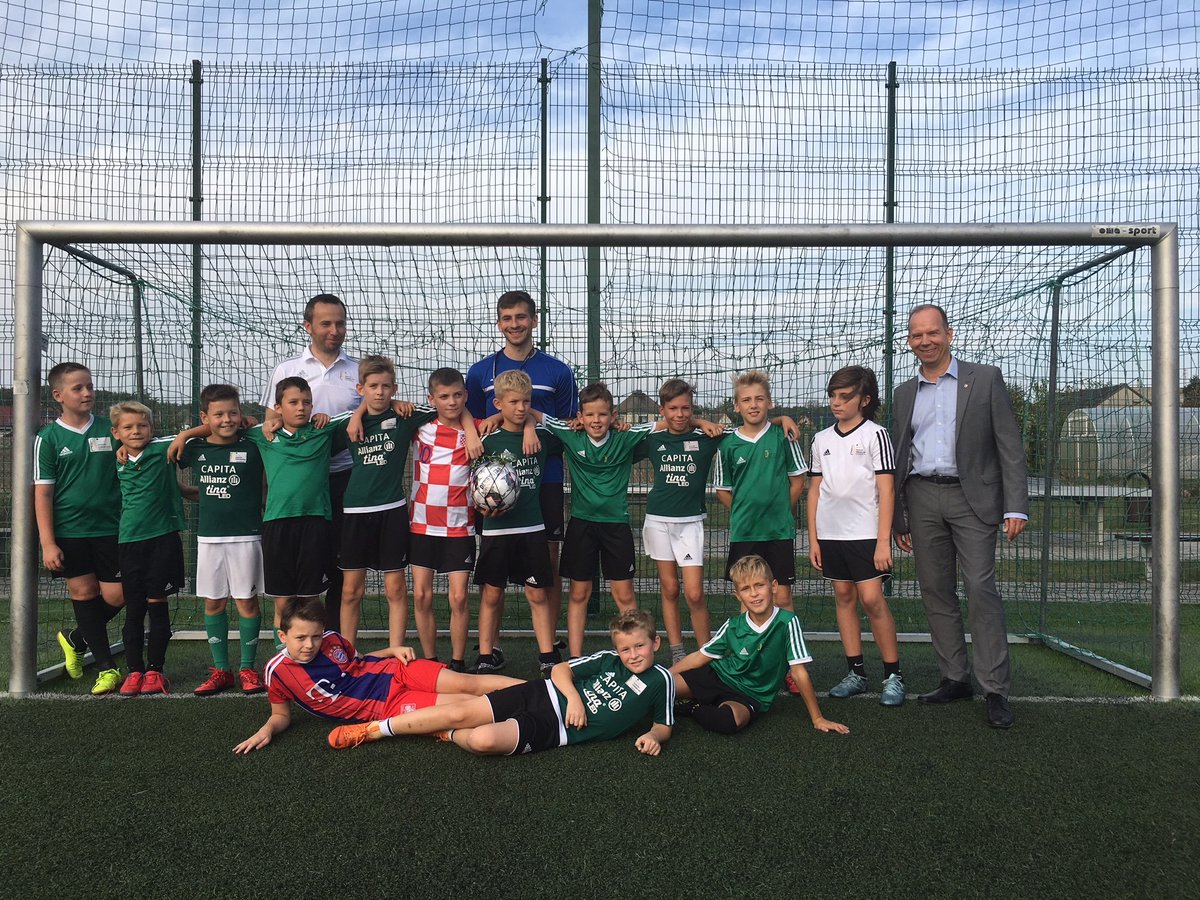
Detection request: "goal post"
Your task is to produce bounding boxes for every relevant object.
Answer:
[9,221,1181,698]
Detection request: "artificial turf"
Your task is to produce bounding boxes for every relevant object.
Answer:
[3,640,1198,899]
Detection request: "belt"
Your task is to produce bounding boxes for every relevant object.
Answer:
[911,474,960,485]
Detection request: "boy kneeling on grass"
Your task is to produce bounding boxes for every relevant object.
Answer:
[328,608,675,757]
[233,597,521,753]
[671,554,850,736]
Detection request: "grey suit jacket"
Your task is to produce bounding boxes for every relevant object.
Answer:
[891,358,1029,532]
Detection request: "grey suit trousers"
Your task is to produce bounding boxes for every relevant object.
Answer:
[905,477,1011,696]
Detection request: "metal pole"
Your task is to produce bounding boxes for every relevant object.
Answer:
[585,0,602,385]
[1038,280,1063,634]
[10,228,43,696]
[1150,228,1180,700]
[538,57,550,351]
[190,59,203,423]
[22,221,1170,249]
[883,61,898,424]
[133,279,145,400]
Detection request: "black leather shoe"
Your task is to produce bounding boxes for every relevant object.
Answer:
[917,678,973,704]
[986,693,1014,728]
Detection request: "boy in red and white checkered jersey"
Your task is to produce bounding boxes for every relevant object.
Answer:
[410,367,482,671]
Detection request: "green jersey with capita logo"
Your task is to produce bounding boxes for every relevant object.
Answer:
[177,436,264,541]
[477,425,563,535]
[33,416,121,538]
[115,437,186,543]
[552,650,674,745]
[702,607,812,712]
[542,417,655,524]
[635,428,725,522]
[335,406,437,513]
[244,416,351,521]
[711,423,806,541]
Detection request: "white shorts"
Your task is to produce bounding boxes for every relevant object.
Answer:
[196,540,264,601]
[641,518,705,567]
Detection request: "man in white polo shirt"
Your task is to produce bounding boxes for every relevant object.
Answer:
[261,293,360,630]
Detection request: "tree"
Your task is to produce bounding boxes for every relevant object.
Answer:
[1182,375,1200,408]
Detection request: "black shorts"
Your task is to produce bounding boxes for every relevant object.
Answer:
[119,532,184,604]
[681,665,762,719]
[539,482,566,542]
[487,680,564,755]
[474,531,553,589]
[56,534,121,582]
[262,516,330,597]
[409,534,476,575]
[726,539,796,586]
[558,518,636,583]
[340,506,410,572]
[818,538,891,584]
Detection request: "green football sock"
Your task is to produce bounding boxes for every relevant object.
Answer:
[239,613,262,669]
[205,611,230,671]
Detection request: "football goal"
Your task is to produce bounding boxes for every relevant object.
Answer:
[7,221,1182,698]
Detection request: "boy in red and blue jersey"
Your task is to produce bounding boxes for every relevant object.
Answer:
[233,598,520,752]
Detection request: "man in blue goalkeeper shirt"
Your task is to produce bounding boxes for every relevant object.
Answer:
[466,290,578,661]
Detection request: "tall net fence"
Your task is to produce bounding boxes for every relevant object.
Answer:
[2,0,1197,685]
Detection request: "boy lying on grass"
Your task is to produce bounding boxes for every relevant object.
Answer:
[328,608,674,757]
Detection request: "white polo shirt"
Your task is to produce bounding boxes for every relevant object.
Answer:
[262,347,360,472]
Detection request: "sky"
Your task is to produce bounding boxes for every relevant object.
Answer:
[1,0,1195,68]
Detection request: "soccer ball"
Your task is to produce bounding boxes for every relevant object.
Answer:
[470,457,521,515]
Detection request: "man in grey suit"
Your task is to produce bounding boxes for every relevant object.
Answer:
[891,304,1028,728]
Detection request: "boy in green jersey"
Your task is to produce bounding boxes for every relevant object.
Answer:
[110,401,188,698]
[712,370,807,611]
[336,356,437,648]
[34,362,125,695]
[672,555,848,736]
[635,379,725,664]
[532,383,657,658]
[328,608,675,757]
[472,370,565,678]
[213,377,350,638]
[177,384,268,696]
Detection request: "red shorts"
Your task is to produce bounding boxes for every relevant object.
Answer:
[383,658,446,716]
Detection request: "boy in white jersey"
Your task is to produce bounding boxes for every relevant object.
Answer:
[34,362,125,695]
[472,370,564,678]
[177,384,267,696]
[807,366,904,706]
[328,608,674,757]
[111,401,188,697]
[409,368,484,671]
[672,555,848,736]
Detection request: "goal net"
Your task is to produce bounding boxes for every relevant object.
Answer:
[7,221,1183,697]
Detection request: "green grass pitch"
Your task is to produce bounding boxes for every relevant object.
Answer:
[3,637,1199,898]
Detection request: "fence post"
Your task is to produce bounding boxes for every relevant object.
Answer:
[539,57,551,351]
[883,61,899,423]
[190,59,203,423]
[586,0,602,386]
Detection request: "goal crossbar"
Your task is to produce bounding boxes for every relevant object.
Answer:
[9,221,1182,698]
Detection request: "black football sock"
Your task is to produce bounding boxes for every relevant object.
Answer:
[537,650,562,664]
[74,596,116,667]
[691,704,741,735]
[847,655,866,677]
[122,598,148,673]
[883,659,902,679]
[146,603,172,671]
